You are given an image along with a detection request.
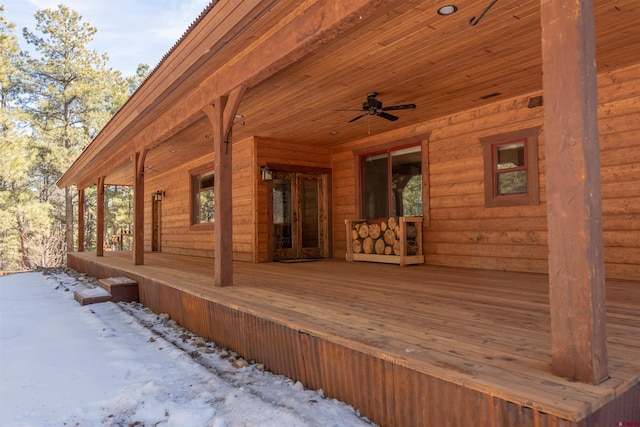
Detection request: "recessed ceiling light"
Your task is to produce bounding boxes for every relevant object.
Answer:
[169,149,177,153]
[330,131,339,135]
[437,5,458,15]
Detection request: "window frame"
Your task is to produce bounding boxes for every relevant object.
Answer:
[189,163,215,228]
[480,126,541,207]
[359,143,423,220]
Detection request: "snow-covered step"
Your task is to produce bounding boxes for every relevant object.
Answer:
[73,286,112,306]
[98,277,138,303]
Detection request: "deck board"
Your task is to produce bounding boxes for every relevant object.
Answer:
[68,251,640,424]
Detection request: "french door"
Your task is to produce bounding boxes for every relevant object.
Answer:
[272,172,326,260]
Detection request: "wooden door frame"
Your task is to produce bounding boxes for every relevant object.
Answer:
[152,195,162,252]
[272,171,298,260]
[265,163,332,261]
[296,173,325,259]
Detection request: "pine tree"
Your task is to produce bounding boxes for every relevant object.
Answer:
[20,5,130,262]
[0,6,47,270]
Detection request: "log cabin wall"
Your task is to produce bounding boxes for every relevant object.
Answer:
[331,64,640,281]
[232,137,258,262]
[254,137,332,262]
[598,64,640,280]
[143,137,256,261]
[425,95,548,275]
[144,157,215,258]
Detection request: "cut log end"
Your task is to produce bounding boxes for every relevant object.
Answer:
[369,223,381,239]
[358,224,369,239]
[374,238,385,254]
[363,236,375,254]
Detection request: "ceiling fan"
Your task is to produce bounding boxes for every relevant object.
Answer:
[347,92,416,123]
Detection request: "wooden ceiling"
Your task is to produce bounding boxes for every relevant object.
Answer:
[76,0,640,185]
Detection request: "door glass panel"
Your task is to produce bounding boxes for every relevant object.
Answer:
[273,179,292,249]
[300,179,319,248]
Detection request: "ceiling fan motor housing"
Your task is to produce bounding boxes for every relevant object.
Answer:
[363,99,382,110]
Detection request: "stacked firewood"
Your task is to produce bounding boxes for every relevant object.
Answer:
[350,217,419,256]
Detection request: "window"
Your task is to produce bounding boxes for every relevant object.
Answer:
[480,127,540,207]
[361,145,422,219]
[192,169,214,224]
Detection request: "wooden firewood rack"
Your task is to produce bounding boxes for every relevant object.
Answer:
[345,216,424,266]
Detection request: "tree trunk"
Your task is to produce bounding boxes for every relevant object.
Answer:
[16,213,31,270]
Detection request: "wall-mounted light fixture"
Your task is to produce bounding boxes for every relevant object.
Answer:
[260,166,273,182]
[153,190,165,201]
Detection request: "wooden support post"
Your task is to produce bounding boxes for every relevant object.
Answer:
[96,176,106,257]
[78,188,85,252]
[133,150,148,265]
[540,0,608,384]
[203,85,247,287]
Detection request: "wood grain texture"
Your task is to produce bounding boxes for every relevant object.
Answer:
[67,251,640,426]
[541,0,608,384]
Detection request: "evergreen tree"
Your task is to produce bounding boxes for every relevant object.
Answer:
[0,6,48,270]
[0,5,149,271]
[20,5,130,261]
[127,63,150,94]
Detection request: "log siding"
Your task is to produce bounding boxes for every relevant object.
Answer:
[331,64,640,281]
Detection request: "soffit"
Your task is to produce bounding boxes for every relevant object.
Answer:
[68,0,640,187]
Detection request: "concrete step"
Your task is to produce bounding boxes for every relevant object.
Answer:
[98,277,139,303]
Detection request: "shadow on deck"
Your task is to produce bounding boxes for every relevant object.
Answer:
[67,251,640,427]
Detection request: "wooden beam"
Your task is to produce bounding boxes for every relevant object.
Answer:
[56,0,275,188]
[77,188,85,252]
[96,177,106,257]
[222,84,247,139]
[205,97,232,286]
[64,0,393,187]
[540,0,608,384]
[133,150,148,265]
[203,86,246,287]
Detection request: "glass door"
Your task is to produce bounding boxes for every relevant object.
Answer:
[272,172,324,260]
[273,173,294,259]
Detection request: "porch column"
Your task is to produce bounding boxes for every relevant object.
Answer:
[133,149,148,265]
[540,0,608,384]
[96,176,106,257]
[78,187,85,252]
[203,85,247,287]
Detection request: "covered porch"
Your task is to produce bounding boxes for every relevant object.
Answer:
[67,251,640,426]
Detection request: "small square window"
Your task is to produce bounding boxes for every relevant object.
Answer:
[480,127,540,207]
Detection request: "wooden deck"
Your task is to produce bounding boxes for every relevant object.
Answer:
[67,251,640,427]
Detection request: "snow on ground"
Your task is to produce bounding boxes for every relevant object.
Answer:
[0,270,377,427]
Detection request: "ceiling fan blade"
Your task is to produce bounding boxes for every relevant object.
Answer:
[348,114,367,123]
[382,103,416,111]
[378,111,399,121]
